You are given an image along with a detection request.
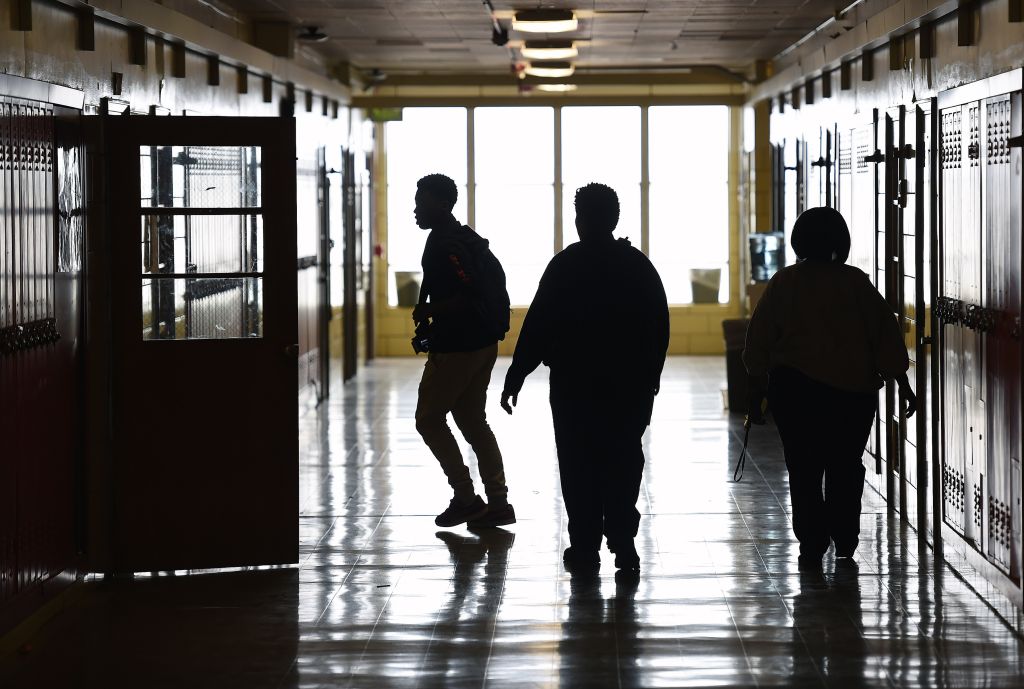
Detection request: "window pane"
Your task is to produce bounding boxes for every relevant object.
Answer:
[649,106,730,304]
[562,107,641,243]
[140,214,262,275]
[474,107,554,305]
[476,185,552,305]
[139,145,261,208]
[475,107,553,184]
[386,108,467,306]
[142,276,262,340]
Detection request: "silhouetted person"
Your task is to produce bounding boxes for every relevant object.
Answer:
[412,173,515,529]
[743,207,916,569]
[501,183,669,572]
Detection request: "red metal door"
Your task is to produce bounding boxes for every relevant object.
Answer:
[101,116,298,572]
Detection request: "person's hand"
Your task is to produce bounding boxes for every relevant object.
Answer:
[900,382,917,419]
[412,303,432,324]
[501,375,523,415]
[500,389,518,415]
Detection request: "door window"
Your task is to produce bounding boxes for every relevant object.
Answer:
[138,145,264,339]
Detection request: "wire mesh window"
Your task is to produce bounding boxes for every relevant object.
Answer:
[139,145,264,340]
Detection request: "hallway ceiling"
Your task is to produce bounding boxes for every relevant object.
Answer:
[226,0,839,75]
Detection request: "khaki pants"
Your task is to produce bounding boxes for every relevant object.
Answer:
[416,344,508,504]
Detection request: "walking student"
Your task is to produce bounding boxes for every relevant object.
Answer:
[501,183,669,572]
[743,207,916,569]
[411,173,515,529]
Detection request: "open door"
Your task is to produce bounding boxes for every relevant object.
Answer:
[100,116,298,572]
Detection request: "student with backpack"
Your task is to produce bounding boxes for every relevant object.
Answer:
[411,173,515,529]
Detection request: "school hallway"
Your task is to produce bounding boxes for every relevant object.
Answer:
[2,357,1022,688]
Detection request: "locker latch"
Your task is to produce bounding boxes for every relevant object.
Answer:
[862,149,885,164]
[810,156,832,168]
[898,144,916,159]
[1008,135,1023,149]
[896,179,909,208]
[968,142,980,159]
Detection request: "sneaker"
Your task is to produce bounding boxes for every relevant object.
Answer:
[435,496,487,527]
[562,546,600,573]
[468,503,517,528]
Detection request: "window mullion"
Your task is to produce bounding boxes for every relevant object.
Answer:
[467,106,475,227]
[554,106,562,254]
[640,105,650,255]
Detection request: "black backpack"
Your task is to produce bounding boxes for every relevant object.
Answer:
[459,230,511,342]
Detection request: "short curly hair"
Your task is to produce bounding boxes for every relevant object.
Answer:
[417,173,458,211]
[574,183,619,232]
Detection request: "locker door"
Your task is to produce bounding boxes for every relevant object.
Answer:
[939,105,968,534]
[875,111,898,488]
[849,124,875,276]
[837,127,852,222]
[915,101,938,539]
[964,101,985,549]
[982,92,1022,577]
[807,127,823,207]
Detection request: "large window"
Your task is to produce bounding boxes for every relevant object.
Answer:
[649,106,730,303]
[562,106,641,245]
[384,105,732,306]
[475,107,554,305]
[385,108,467,305]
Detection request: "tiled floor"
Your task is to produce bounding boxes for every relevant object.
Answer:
[4,357,1024,688]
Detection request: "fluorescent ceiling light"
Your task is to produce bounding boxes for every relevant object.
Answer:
[520,41,578,60]
[536,83,578,92]
[525,61,575,78]
[512,9,578,33]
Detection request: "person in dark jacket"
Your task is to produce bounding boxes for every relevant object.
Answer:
[743,207,916,569]
[501,183,669,572]
[412,174,515,529]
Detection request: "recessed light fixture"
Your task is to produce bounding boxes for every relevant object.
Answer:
[536,83,578,92]
[297,26,328,42]
[525,61,575,78]
[512,9,578,34]
[520,40,578,60]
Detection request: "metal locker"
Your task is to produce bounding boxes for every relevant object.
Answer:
[837,126,851,218]
[849,124,875,277]
[983,92,1022,576]
[963,101,986,550]
[939,104,968,534]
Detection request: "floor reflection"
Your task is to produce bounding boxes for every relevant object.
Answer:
[3,358,1024,688]
[791,564,867,686]
[558,571,640,689]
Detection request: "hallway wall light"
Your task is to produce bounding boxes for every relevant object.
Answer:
[520,40,578,60]
[512,9,578,34]
[524,61,575,78]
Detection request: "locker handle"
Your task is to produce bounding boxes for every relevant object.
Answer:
[862,149,885,164]
[1009,135,1023,149]
[898,144,916,159]
[810,156,832,168]
[968,142,980,159]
